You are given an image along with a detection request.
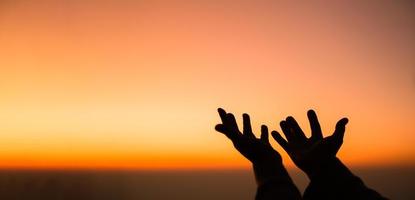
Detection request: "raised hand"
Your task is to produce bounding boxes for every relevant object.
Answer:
[271,110,348,178]
[215,108,292,187]
[215,108,281,164]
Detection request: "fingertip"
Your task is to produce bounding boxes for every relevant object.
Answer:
[271,131,282,140]
[286,116,294,122]
[270,130,288,149]
[217,108,227,117]
[242,113,249,119]
[335,118,349,131]
[260,125,269,142]
[280,120,286,127]
[215,124,223,130]
[307,109,316,117]
[338,118,349,126]
[343,118,349,124]
[215,124,228,132]
[261,125,268,133]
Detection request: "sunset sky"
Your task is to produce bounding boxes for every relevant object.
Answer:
[0,0,414,170]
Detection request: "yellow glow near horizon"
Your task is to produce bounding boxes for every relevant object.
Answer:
[0,0,414,169]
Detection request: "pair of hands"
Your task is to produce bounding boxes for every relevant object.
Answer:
[215,108,348,181]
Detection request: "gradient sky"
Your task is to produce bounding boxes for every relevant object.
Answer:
[0,0,414,169]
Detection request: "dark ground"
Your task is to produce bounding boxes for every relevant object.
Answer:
[0,167,414,200]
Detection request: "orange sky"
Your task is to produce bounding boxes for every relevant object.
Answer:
[0,0,414,169]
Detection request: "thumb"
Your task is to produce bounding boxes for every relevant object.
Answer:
[332,118,349,143]
[215,124,238,140]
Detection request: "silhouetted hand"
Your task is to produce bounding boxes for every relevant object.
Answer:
[271,110,348,179]
[215,108,281,164]
[215,108,288,186]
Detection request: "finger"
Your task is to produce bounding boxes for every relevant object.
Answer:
[226,113,240,133]
[280,120,296,143]
[243,113,255,138]
[217,108,228,124]
[332,117,349,142]
[215,124,238,140]
[307,110,323,140]
[286,116,307,141]
[271,131,289,151]
[260,125,269,143]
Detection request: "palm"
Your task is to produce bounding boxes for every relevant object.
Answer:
[234,134,281,164]
[271,110,348,175]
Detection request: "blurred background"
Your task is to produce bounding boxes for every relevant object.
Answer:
[0,0,414,199]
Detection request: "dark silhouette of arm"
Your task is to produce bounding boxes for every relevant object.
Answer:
[215,108,301,200]
[302,157,387,200]
[271,110,387,200]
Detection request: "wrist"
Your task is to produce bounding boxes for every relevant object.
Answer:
[253,160,292,186]
[305,157,352,181]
